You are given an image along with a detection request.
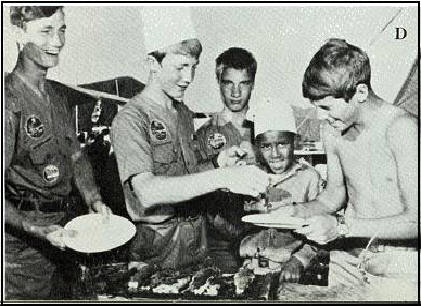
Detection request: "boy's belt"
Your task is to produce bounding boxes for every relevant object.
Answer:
[343,238,418,255]
[11,197,73,213]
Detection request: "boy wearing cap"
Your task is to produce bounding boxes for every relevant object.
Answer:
[111,8,270,271]
[195,47,257,273]
[290,39,417,298]
[239,101,322,282]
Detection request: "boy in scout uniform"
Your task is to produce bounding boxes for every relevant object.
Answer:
[195,47,258,272]
[111,8,270,272]
[196,47,257,159]
[5,6,111,300]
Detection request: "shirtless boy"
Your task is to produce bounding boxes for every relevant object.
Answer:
[286,39,418,298]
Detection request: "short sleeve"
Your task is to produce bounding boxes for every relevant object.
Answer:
[111,107,154,183]
[5,109,19,169]
[4,86,21,169]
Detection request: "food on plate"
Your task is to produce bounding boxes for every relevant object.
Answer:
[240,229,301,262]
[152,276,191,294]
[233,265,255,295]
[188,267,221,296]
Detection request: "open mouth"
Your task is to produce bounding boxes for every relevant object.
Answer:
[269,160,285,168]
[330,120,346,129]
[44,50,60,55]
[230,100,242,105]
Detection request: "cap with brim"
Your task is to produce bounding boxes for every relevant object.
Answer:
[141,7,197,54]
[254,101,297,136]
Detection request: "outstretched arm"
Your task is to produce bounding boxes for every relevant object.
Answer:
[293,143,347,218]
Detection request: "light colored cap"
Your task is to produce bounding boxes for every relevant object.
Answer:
[141,6,197,54]
[254,100,297,136]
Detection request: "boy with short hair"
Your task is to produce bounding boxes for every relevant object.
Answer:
[291,39,418,299]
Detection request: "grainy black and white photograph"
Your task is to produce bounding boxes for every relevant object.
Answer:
[2,1,419,303]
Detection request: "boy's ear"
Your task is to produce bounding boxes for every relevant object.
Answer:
[147,55,161,74]
[13,25,27,46]
[355,83,369,103]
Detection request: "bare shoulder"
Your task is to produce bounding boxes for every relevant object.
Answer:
[383,105,418,139]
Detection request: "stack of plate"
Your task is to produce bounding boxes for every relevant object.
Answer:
[63,214,136,253]
[241,214,305,229]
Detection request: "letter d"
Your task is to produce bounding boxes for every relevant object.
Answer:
[395,27,407,39]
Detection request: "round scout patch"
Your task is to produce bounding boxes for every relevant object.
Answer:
[43,164,60,183]
[207,133,227,150]
[26,115,44,138]
[150,120,168,142]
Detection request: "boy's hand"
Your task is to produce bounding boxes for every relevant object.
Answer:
[23,222,77,250]
[217,145,247,168]
[280,257,304,283]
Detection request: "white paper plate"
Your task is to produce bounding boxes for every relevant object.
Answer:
[252,223,303,229]
[63,214,136,253]
[242,214,306,229]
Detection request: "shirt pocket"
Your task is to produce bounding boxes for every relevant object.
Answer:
[152,142,178,175]
[28,136,54,165]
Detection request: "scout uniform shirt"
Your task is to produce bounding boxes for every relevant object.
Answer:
[111,90,208,269]
[195,112,254,272]
[5,72,80,206]
[195,112,254,160]
[4,71,81,300]
[111,91,205,223]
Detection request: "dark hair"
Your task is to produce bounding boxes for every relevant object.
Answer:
[302,38,371,102]
[215,47,257,82]
[149,38,202,64]
[10,6,63,28]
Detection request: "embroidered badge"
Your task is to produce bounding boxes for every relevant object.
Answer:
[26,115,44,138]
[150,120,169,143]
[43,164,60,183]
[207,133,227,150]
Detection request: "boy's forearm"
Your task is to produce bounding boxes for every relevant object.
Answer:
[293,188,345,218]
[71,150,103,206]
[5,199,26,231]
[347,214,418,240]
[132,170,224,209]
[5,199,43,235]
